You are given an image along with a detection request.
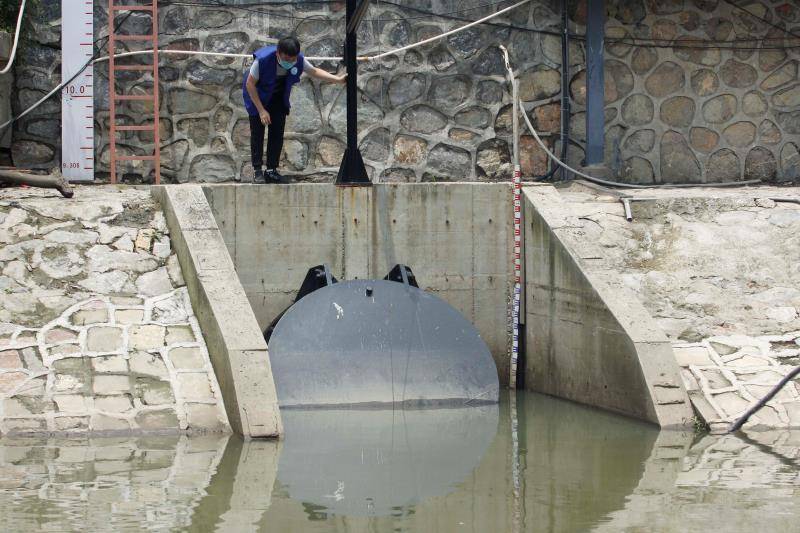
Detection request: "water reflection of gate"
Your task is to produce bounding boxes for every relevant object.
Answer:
[277,405,500,518]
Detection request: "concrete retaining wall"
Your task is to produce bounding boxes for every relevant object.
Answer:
[149,182,696,429]
[203,183,514,379]
[154,185,282,438]
[523,185,693,428]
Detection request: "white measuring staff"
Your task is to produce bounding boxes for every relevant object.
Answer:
[61,0,94,181]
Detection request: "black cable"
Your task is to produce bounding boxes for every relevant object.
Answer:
[605,35,800,44]
[600,36,800,51]
[728,366,800,433]
[162,0,800,50]
[175,0,336,5]
[603,1,800,49]
[163,0,800,47]
[165,0,563,36]
[375,0,800,50]
[161,0,332,26]
[557,0,569,182]
[169,0,521,22]
[338,0,522,23]
[722,0,800,42]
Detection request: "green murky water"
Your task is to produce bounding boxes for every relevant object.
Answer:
[1,392,798,532]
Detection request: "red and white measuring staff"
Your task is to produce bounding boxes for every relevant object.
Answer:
[500,45,523,388]
[511,164,522,386]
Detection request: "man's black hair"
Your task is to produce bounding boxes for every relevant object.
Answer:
[277,36,301,57]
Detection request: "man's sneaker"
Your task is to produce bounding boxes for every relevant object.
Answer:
[253,168,266,184]
[265,169,285,183]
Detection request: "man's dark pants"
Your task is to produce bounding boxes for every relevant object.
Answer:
[249,89,287,171]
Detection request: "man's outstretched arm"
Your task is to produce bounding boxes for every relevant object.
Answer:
[306,66,347,84]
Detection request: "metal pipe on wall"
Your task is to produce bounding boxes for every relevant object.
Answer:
[559,0,571,181]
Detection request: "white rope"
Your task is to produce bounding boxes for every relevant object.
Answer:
[366,0,530,60]
[499,45,519,168]
[0,79,61,129]
[0,0,27,75]
[496,45,646,188]
[94,49,250,61]
[519,105,699,189]
[92,48,341,62]
[520,105,612,183]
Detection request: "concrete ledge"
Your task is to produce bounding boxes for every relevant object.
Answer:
[153,185,282,438]
[523,186,693,428]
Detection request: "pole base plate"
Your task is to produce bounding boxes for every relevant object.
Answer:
[335,148,371,186]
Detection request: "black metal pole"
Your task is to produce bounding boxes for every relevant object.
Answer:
[585,0,605,167]
[335,0,370,186]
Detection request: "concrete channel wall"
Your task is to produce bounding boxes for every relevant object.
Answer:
[202,183,515,380]
[151,182,696,432]
[523,186,693,428]
[154,186,282,438]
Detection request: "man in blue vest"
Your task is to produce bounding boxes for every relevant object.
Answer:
[243,36,346,184]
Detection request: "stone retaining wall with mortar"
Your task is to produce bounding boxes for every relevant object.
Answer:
[0,186,229,435]
[8,0,800,184]
[676,333,800,432]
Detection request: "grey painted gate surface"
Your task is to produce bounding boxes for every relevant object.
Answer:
[268,279,500,407]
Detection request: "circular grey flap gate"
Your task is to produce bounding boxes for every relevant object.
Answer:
[268,279,500,408]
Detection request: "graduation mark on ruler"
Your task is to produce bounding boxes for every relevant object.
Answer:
[61,0,94,181]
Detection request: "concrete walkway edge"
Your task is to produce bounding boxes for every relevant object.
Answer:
[153,185,283,438]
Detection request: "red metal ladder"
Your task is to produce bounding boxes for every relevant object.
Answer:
[108,0,160,184]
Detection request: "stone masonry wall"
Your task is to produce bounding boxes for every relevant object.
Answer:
[581,0,800,184]
[0,186,229,435]
[8,0,800,184]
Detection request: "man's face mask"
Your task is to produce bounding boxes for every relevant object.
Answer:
[278,53,297,70]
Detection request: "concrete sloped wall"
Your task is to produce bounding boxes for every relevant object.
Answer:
[154,185,282,438]
[523,186,693,428]
[203,183,514,379]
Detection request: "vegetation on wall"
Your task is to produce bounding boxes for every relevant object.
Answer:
[0,0,38,35]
